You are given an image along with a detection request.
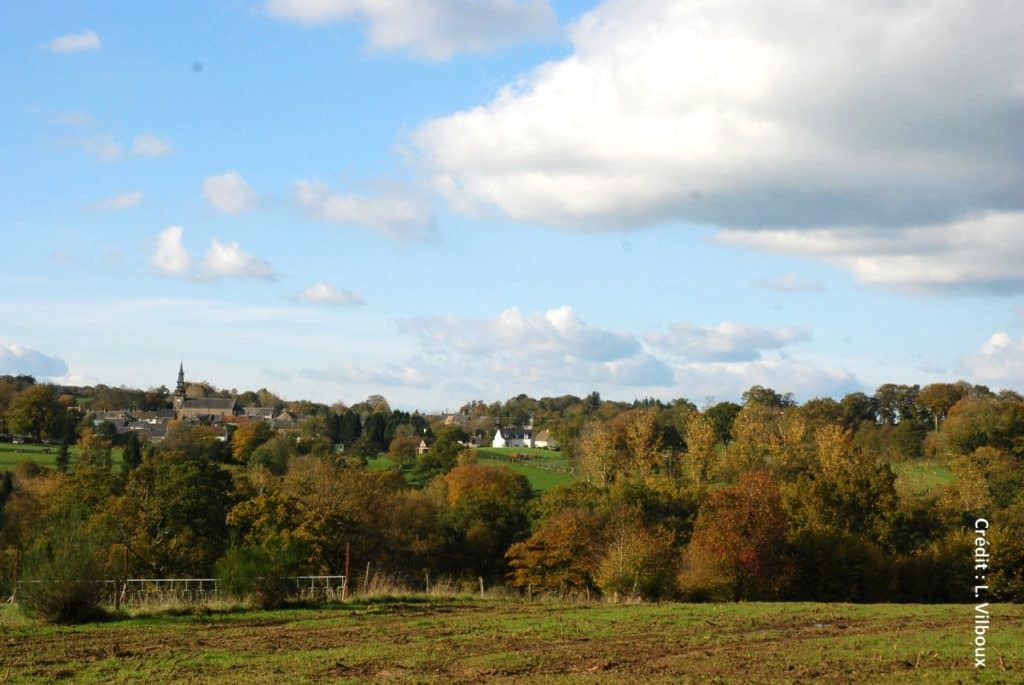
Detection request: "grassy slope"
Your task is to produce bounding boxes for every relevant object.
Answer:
[0,443,125,473]
[892,460,955,498]
[1,600,1020,684]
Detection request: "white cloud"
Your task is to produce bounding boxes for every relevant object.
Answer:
[718,212,1024,293]
[299,364,429,387]
[151,226,191,276]
[294,179,434,240]
[132,133,173,158]
[401,305,641,362]
[0,344,69,378]
[96,191,143,210]
[265,0,556,60]
[199,237,278,281]
[296,281,365,306]
[646,321,809,362]
[413,0,1024,291]
[202,172,257,215]
[672,358,859,404]
[44,30,101,53]
[752,273,825,293]
[76,134,122,161]
[962,332,1024,388]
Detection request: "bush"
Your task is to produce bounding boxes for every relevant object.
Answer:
[17,513,110,624]
[216,533,306,609]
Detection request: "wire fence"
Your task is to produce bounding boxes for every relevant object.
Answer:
[7,575,347,607]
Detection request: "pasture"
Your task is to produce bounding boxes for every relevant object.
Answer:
[0,442,125,472]
[1,599,1020,683]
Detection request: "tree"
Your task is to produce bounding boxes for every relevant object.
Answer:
[507,507,604,595]
[683,411,716,485]
[231,420,273,463]
[121,431,143,475]
[742,385,795,408]
[6,384,64,441]
[388,424,420,465]
[56,437,71,473]
[440,463,533,580]
[680,471,789,601]
[114,450,233,576]
[595,510,678,600]
[76,427,112,468]
[703,401,741,445]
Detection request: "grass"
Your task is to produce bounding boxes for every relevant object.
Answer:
[892,460,954,498]
[477,458,574,492]
[0,442,125,473]
[1,599,1020,683]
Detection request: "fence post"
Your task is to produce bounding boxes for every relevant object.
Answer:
[363,562,371,595]
[479,576,485,599]
[11,548,19,602]
[342,542,350,601]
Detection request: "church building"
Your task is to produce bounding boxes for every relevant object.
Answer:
[173,363,240,421]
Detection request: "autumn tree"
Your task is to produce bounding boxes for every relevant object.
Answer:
[507,507,605,595]
[680,471,789,601]
[231,420,273,463]
[682,411,716,485]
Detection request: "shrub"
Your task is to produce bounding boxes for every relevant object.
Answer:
[216,533,306,609]
[17,512,110,624]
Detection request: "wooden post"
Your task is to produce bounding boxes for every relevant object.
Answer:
[342,542,350,601]
[479,576,485,599]
[363,562,371,595]
[10,549,19,602]
[425,570,430,594]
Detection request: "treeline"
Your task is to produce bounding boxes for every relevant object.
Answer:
[1,377,1023,620]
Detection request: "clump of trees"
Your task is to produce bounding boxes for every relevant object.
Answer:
[2,377,1023,624]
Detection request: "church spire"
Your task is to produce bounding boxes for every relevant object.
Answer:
[175,362,186,398]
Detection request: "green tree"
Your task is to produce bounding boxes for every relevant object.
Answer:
[6,384,65,442]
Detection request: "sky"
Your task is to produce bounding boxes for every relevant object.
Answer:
[1,0,1023,411]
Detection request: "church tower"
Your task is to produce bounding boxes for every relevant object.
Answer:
[174,362,187,414]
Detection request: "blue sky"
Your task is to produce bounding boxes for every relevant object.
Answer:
[2,0,1023,410]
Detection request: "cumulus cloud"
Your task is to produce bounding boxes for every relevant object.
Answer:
[44,30,101,53]
[961,332,1024,388]
[0,344,69,378]
[719,212,1024,293]
[96,191,143,210]
[413,0,1023,291]
[646,321,809,362]
[293,179,434,240]
[202,172,257,215]
[131,133,173,158]
[672,358,860,404]
[401,305,641,362]
[199,237,278,281]
[752,273,825,293]
[295,282,365,306]
[265,0,556,60]
[151,228,276,281]
[151,226,191,276]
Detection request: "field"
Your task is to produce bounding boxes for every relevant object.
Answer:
[367,448,574,493]
[1,599,1020,684]
[0,442,125,473]
[891,460,955,498]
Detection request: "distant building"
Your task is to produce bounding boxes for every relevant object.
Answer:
[244,406,275,421]
[492,426,534,449]
[534,430,559,450]
[172,363,240,421]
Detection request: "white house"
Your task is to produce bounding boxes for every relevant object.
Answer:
[533,430,559,450]
[492,426,534,449]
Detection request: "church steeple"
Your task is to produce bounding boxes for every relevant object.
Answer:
[175,362,186,398]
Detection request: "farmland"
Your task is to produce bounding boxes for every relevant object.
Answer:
[1,599,1020,684]
[0,442,124,473]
